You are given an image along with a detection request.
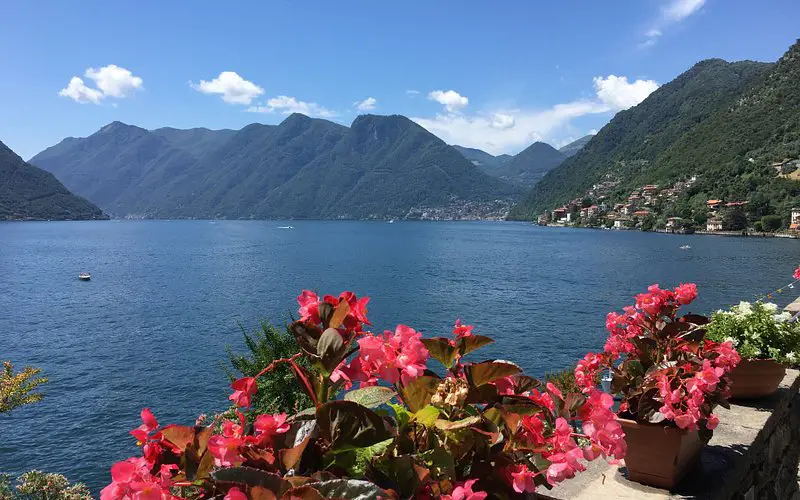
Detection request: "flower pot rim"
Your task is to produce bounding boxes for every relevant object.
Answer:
[616,416,693,434]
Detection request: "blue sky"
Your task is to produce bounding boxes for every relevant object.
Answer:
[1,0,798,159]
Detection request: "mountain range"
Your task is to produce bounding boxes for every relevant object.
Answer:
[510,39,800,222]
[32,114,535,220]
[0,140,105,220]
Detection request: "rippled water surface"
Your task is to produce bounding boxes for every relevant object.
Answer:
[1,220,798,490]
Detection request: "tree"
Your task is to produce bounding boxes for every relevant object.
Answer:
[641,215,656,232]
[761,214,783,232]
[722,208,747,231]
[225,322,311,415]
[753,221,764,232]
[1,361,47,414]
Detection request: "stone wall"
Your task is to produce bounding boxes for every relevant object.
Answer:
[542,369,800,500]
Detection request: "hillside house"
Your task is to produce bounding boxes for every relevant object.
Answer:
[707,199,722,210]
[633,210,651,218]
[666,217,683,230]
[707,218,723,231]
[791,208,800,231]
[614,216,632,229]
[621,204,633,215]
[553,208,567,222]
[726,201,748,208]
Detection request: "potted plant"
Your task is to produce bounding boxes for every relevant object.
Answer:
[101,290,626,499]
[706,301,800,398]
[575,283,740,489]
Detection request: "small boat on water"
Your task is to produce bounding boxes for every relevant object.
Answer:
[388,220,395,224]
[278,225,294,229]
[78,272,91,281]
[679,245,691,250]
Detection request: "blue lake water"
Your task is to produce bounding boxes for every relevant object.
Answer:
[1,220,799,490]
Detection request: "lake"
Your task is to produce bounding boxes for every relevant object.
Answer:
[1,220,798,491]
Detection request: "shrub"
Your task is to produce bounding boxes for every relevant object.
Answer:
[225,322,311,416]
[761,214,783,232]
[0,471,91,500]
[575,283,739,439]
[101,291,626,499]
[1,362,47,414]
[706,302,800,365]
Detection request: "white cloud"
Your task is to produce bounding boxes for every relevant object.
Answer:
[59,65,143,104]
[412,75,658,155]
[84,64,143,98]
[406,90,420,97]
[663,0,705,21]
[246,95,336,118]
[428,90,469,112]
[58,77,104,104]
[191,71,264,105]
[645,28,662,38]
[588,128,598,135]
[490,113,515,130]
[354,97,377,111]
[593,75,659,110]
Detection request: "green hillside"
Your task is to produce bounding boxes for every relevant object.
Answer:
[0,140,106,220]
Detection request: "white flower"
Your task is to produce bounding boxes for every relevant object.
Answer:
[735,301,753,317]
[724,336,739,346]
[787,352,797,362]
[774,312,792,324]
[762,302,778,313]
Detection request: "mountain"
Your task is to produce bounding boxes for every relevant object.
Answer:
[452,145,511,170]
[0,140,105,220]
[558,135,593,157]
[509,55,775,220]
[32,114,520,219]
[453,142,566,187]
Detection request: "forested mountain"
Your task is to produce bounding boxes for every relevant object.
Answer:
[32,114,520,219]
[453,142,568,187]
[509,54,776,220]
[0,140,105,220]
[452,145,511,170]
[558,135,593,157]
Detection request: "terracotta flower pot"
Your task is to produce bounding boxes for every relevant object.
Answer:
[728,358,786,399]
[619,418,703,489]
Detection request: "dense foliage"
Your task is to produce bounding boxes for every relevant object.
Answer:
[0,140,105,221]
[491,142,566,187]
[0,471,91,500]
[31,115,520,219]
[557,136,593,158]
[509,50,781,220]
[101,291,625,499]
[575,283,739,439]
[707,302,800,365]
[1,361,47,414]
[225,322,311,415]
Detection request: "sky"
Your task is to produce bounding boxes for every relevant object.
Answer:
[1,0,798,159]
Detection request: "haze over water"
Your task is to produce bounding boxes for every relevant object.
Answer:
[1,220,798,490]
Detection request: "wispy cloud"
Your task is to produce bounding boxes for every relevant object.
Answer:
[246,95,337,118]
[354,97,377,111]
[412,75,658,155]
[190,71,264,105]
[641,0,705,48]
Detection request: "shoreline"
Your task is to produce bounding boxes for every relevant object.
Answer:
[536,224,800,239]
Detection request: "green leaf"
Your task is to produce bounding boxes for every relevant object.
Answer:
[465,360,522,387]
[316,400,394,451]
[211,467,287,492]
[413,405,441,427]
[317,327,345,373]
[421,338,459,368]
[344,386,397,408]
[434,416,480,431]
[329,438,394,477]
[498,395,545,415]
[302,479,390,500]
[418,447,456,480]
[388,402,412,428]
[457,335,494,356]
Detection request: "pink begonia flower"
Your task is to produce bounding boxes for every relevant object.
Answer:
[297,290,371,333]
[225,487,249,500]
[297,290,322,323]
[492,376,516,395]
[452,319,474,339]
[706,413,720,430]
[674,283,698,305]
[355,324,428,385]
[208,435,245,467]
[441,479,488,500]
[546,382,564,401]
[509,464,537,493]
[254,413,290,444]
[229,377,258,408]
[794,266,800,280]
[101,457,171,500]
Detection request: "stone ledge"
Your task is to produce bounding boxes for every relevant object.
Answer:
[540,369,800,500]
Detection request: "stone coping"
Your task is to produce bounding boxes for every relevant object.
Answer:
[539,369,800,499]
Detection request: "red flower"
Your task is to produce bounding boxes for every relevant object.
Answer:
[441,479,487,500]
[794,266,800,280]
[674,283,698,305]
[229,377,258,408]
[254,413,290,445]
[508,464,537,493]
[208,435,245,467]
[452,319,474,339]
[225,487,249,500]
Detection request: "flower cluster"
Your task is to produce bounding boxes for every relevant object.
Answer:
[101,290,626,499]
[577,283,739,433]
[707,301,800,365]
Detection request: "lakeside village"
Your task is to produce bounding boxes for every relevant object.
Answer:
[536,159,800,236]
